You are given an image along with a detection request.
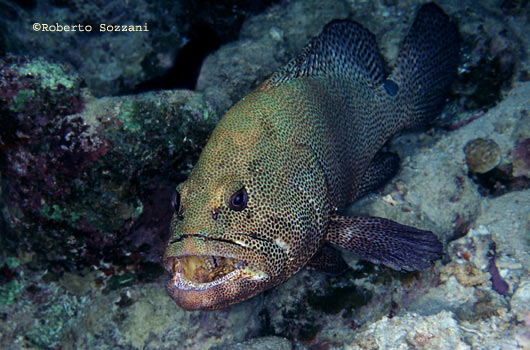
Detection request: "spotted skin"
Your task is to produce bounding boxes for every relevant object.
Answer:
[164,3,459,310]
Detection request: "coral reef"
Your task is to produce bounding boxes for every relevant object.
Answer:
[0,55,217,280]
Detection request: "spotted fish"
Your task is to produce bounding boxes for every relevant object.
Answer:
[163,2,460,310]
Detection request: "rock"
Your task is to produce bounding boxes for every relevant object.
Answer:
[351,311,470,350]
[0,0,277,96]
[475,190,530,271]
[511,281,530,323]
[512,138,530,177]
[211,336,292,350]
[196,0,349,115]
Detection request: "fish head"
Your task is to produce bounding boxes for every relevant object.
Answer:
[163,175,281,311]
[163,97,326,310]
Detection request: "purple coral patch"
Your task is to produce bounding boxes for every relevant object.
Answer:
[487,243,509,296]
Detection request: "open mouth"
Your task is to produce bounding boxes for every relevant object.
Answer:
[167,255,268,291]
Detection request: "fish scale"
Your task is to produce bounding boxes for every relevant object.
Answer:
[164,2,460,310]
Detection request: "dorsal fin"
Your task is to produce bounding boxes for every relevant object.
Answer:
[268,20,386,88]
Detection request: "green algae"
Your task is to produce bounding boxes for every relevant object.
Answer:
[0,257,22,306]
[117,100,142,132]
[9,89,35,112]
[106,272,137,291]
[25,293,84,348]
[0,280,23,305]
[18,58,77,90]
[40,202,81,223]
[4,257,20,269]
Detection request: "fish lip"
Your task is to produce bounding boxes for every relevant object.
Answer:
[164,254,268,292]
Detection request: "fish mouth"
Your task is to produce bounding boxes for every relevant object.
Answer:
[165,255,268,291]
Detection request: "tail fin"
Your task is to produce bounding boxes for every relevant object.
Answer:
[390,2,460,128]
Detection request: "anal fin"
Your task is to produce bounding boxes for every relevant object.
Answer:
[325,215,442,271]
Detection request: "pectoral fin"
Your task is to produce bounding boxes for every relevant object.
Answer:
[325,215,442,271]
[306,243,349,276]
[352,152,400,202]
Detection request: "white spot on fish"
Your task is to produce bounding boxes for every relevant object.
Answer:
[274,237,290,253]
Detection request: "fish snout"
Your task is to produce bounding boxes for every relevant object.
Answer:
[163,233,287,310]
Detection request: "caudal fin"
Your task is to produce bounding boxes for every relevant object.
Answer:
[390,2,460,128]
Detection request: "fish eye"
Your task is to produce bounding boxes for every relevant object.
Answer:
[228,188,248,211]
[171,190,181,213]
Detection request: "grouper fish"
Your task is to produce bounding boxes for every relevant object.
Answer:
[163,2,460,310]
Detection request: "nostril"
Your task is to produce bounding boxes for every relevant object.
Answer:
[212,208,220,220]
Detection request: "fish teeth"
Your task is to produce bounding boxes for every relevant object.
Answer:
[173,259,182,273]
[209,256,219,268]
[235,261,246,269]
